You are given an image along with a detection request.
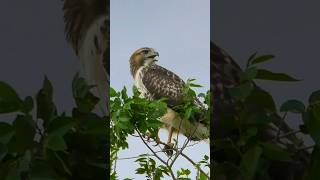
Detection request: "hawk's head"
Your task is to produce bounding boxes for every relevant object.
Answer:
[129,47,159,77]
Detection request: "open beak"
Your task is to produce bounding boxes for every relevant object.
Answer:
[147,51,159,59]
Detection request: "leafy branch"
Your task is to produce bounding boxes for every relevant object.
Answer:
[110,81,210,179]
[213,52,320,180]
[0,74,107,179]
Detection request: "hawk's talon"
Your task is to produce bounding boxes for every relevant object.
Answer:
[152,136,161,146]
[144,132,151,141]
[164,142,174,156]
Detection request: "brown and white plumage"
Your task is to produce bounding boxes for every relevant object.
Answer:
[63,0,109,113]
[129,47,209,143]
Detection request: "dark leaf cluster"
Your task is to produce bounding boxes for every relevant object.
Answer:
[214,53,320,180]
[0,74,107,179]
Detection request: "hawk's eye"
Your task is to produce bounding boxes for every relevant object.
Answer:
[142,50,149,54]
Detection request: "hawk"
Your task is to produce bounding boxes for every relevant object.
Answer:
[129,47,209,148]
[63,0,109,113]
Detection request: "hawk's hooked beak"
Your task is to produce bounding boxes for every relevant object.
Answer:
[147,51,159,62]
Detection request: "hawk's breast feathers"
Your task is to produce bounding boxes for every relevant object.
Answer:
[135,64,185,107]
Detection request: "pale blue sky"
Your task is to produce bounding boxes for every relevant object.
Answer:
[110,0,210,179]
[111,0,210,94]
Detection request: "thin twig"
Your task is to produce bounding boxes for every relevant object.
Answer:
[157,138,209,178]
[278,129,301,139]
[136,128,177,180]
[276,112,287,140]
[136,129,167,165]
[180,152,209,179]
[138,134,210,179]
[169,123,199,168]
[117,153,159,160]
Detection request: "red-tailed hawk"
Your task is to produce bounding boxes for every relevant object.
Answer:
[63,0,109,113]
[129,47,209,147]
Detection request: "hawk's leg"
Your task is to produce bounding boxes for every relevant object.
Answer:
[164,126,174,156]
[145,131,160,146]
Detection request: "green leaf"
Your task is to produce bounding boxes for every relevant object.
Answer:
[229,82,253,100]
[72,73,93,99]
[199,172,209,180]
[303,107,320,146]
[190,83,203,88]
[75,93,100,113]
[0,81,23,113]
[306,147,320,180]
[260,142,292,162]
[280,99,305,113]
[46,150,72,176]
[110,87,117,97]
[240,146,263,180]
[116,115,134,130]
[249,55,275,66]
[0,123,14,144]
[132,85,140,97]
[309,90,320,105]
[72,74,100,113]
[187,78,196,82]
[177,168,191,178]
[312,104,320,122]
[241,67,258,82]
[0,143,8,161]
[213,162,241,180]
[246,127,258,137]
[22,96,34,113]
[0,159,20,180]
[121,86,128,100]
[135,167,145,174]
[247,113,271,125]
[246,88,276,112]
[83,116,106,135]
[12,115,36,153]
[44,135,67,151]
[44,117,73,151]
[246,52,258,68]
[255,69,300,82]
[36,76,57,126]
[46,117,73,136]
[29,160,59,180]
[184,107,192,120]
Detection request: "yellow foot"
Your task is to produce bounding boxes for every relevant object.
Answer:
[144,132,152,142]
[152,136,161,146]
[163,143,174,156]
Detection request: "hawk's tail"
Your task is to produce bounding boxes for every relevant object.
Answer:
[160,108,209,141]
